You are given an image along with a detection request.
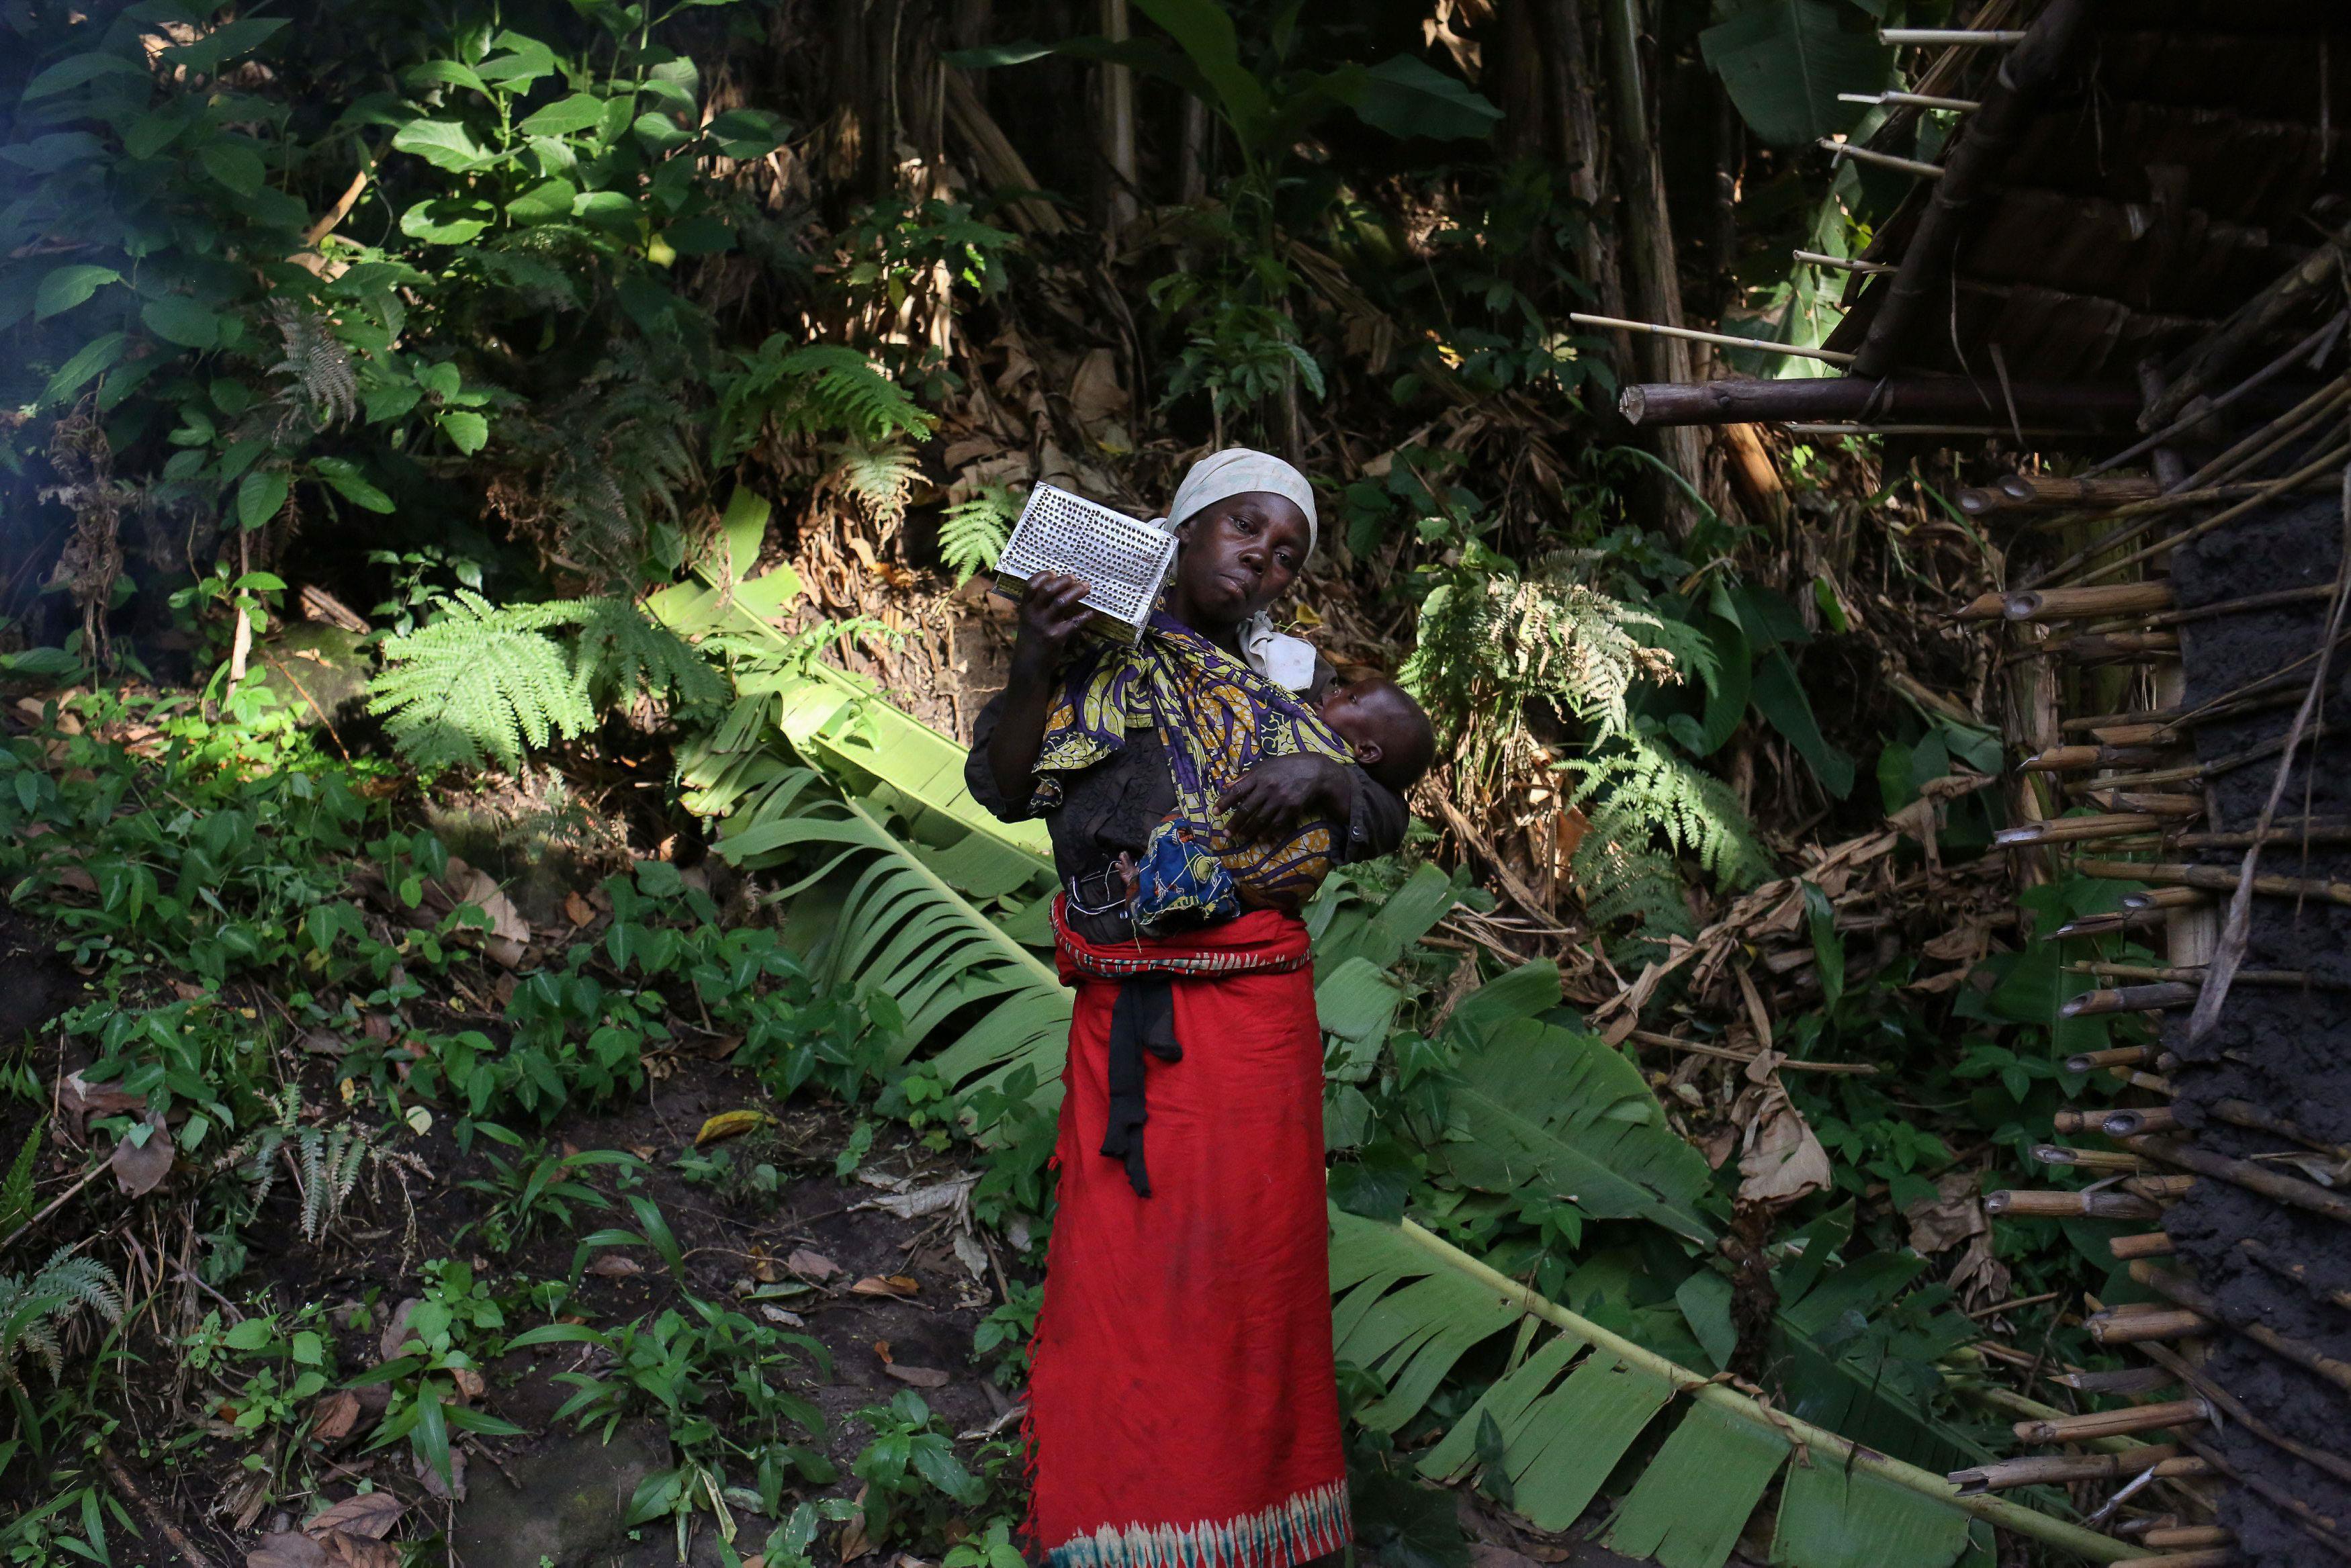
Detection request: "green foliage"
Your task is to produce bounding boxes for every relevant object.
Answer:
[1568,735,1773,892]
[456,1140,637,1255]
[181,1303,339,1440]
[1701,0,1893,147]
[849,1390,987,1547]
[938,486,1022,586]
[348,1258,521,1490]
[369,592,721,770]
[0,1252,122,1394]
[713,341,936,467]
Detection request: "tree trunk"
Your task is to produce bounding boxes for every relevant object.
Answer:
[1177,95,1210,204]
[1599,0,1705,532]
[1529,0,1630,365]
[1099,0,1139,233]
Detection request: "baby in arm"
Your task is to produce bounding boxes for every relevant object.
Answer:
[1121,674,1435,928]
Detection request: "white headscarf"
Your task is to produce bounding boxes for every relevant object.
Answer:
[1151,448,1320,691]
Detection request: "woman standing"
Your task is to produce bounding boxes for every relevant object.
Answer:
[965,451,1408,1568]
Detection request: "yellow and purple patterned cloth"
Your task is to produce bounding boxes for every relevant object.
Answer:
[1030,612,1352,929]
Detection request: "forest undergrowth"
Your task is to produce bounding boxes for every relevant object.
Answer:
[0,1,2189,1564]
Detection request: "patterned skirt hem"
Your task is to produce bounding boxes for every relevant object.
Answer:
[1043,1478,1351,1568]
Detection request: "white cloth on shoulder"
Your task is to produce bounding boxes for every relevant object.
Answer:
[1149,448,1321,691]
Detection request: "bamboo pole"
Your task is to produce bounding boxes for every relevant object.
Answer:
[1986,1189,2163,1220]
[2239,1238,2351,1309]
[1839,89,1982,112]
[2109,1550,2231,1568]
[1949,1449,2194,1496]
[2032,1144,2152,1172]
[2211,1101,2351,1163]
[1793,248,1896,275]
[2005,583,2176,621]
[2129,1260,2351,1395]
[2101,1107,2182,1136]
[1881,27,2029,44]
[1821,138,1945,179]
[2140,1528,2232,1551]
[2140,1340,2351,1490]
[2123,1134,2351,1224]
[2077,441,2351,587]
[1620,375,2138,428]
[2086,1308,2214,1345]
[2052,1366,2176,1395]
[2076,858,2351,908]
[1388,1218,2135,1562]
[2109,1232,2176,1260]
[1569,313,1854,365]
[2083,310,2347,478]
[2068,1045,2158,1071]
[2012,1399,2210,1444]
[1998,816,2171,849]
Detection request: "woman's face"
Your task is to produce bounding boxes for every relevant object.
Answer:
[1171,491,1310,630]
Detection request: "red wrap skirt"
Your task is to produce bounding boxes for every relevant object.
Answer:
[1024,902,1349,1568]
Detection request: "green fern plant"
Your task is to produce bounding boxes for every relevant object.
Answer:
[1569,734,1771,893]
[938,485,1020,584]
[713,340,935,467]
[492,340,700,578]
[826,437,924,530]
[0,1249,124,1432]
[0,1121,40,1240]
[1401,550,1709,791]
[370,592,722,770]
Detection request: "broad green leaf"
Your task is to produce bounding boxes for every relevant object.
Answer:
[41,332,128,406]
[21,52,148,100]
[124,109,192,160]
[438,410,489,454]
[391,119,488,172]
[1753,648,1855,798]
[1130,0,1271,144]
[236,470,290,531]
[1769,1459,1969,1568]
[0,132,104,174]
[310,457,395,514]
[504,177,577,224]
[478,35,560,88]
[1439,1017,1716,1242]
[197,141,267,196]
[141,295,222,351]
[633,111,692,151]
[663,214,734,255]
[519,94,606,137]
[1349,54,1500,142]
[400,197,493,244]
[571,190,637,230]
[404,60,490,97]
[1605,1401,1789,1568]
[1504,1353,1678,1530]
[165,17,288,77]
[34,265,121,320]
[1699,0,1890,146]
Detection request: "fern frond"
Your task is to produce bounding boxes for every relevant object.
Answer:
[0,1119,40,1236]
[939,486,1018,584]
[1571,835,1695,943]
[713,339,934,465]
[0,1250,124,1387]
[826,438,922,528]
[369,590,594,770]
[32,1252,122,1326]
[1569,735,1771,892]
[569,596,727,712]
[265,298,357,431]
[299,1127,328,1241]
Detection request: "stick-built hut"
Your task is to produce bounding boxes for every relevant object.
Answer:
[1626,3,2351,1563]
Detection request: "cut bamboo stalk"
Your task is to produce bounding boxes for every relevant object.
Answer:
[1882,27,2029,44]
[2145,1340,2351,1491]
[2086,1307,2215,1345]
[2086,446,2351,588]
[2013,1399,2209,1443]
[1996,814,2173,847]
[2053,908,2168,939]
[2174,375,2351,494]
[1821,138,1945,179]
[2174,823,2351,849]
[2088,311,2350,478]
[2147,230,2351,428]
[2053,1109,2096,1134]
[2088,724,2167,747]
[2078,859,2351,908]
[2123,1134,2351,1224]
[1389,1218,2135,1562]
[1619,376,2140,429]
[2109,1232,2176,1260]
[2006,583,2176,621]
[1949,1447,2188,1495]
[1838,89,1983,112]
[2211,1100,2351,1162]
[2038,442,2351,587]
[2123,1174,2198,1201]
[1986,1189,2162,1220]
[2139,1529,2232,1551]
[2102,1107,2180,1137]
[1567,314,1854,365]
[2078,790,2202,817]
[2068,1044,2156,1071]
[2109,1551,2232,1568]
[2033,1144,2150,1172]
[2114,1068,2176,1095]
[1792,248,1897,275]
[1966,473,2163,512]
[2120,888,2207,911]
[2130,1260,2351,1395]
[2053,1365,2176,1395]
[2023,745,2170,774]
[2061,983,2198,1017]
[1955,588,2010,620]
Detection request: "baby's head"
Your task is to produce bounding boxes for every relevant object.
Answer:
[1320,675,1435,794]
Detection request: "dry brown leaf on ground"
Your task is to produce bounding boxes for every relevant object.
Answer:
[377,1299,419,1363]
[108,1114,173,1195]
[412,1447,465,1501]
[785,1248,842,1282]
[59,1070,145,1134]
[695,1109,776,1147]
[850,1275,919,1299]
[1733,1083,1831,1203]
[304,1493,404,1541]
[316,1530,400,1568]
[308,1391,361,1443]
[1904,1170,1988,1256]
[854,1175,977,1221]
[883,1363,951,1388]
[584,1254,643,1278]
[248,1532,327,1568]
